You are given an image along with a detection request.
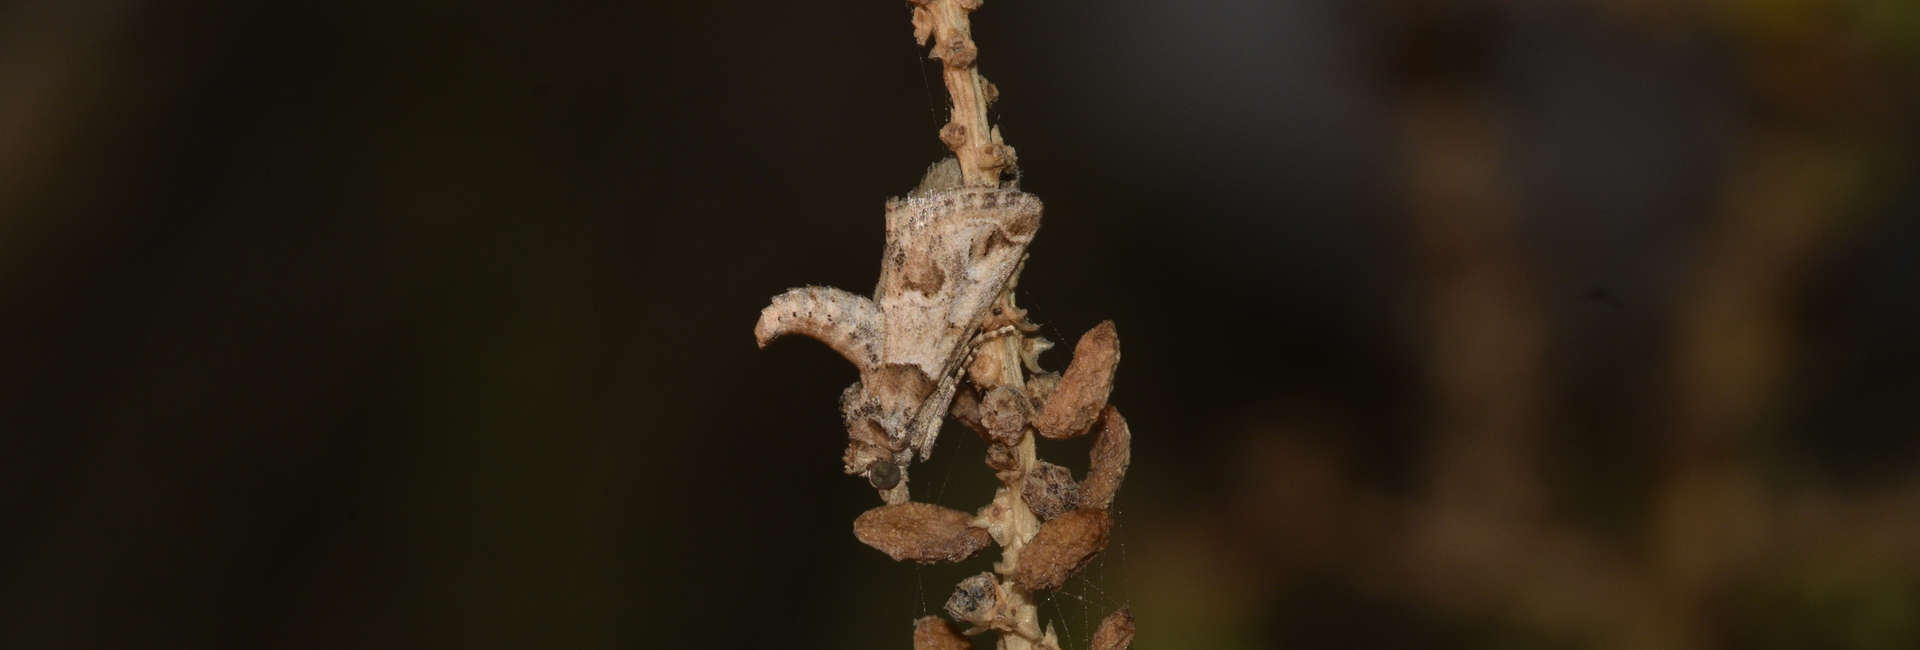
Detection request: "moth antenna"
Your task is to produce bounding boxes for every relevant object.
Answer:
[755,286,885,373]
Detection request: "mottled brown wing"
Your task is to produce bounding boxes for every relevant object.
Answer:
[876,187,1042,458]
[754,285,884,373]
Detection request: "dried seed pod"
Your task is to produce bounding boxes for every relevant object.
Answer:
[914,616,976,650]
[1089,607,1135,650]
[984,442,1021,482]
[1021,461,1080,521]
[945,573,1001,627]
[984,443,1019,470]
[1036,321,1120,439]
[978,385,1031,445]
[1081,406,1131,511]
[950,383,987,436]
[854,502,992,563]
[1011,508,1112,591]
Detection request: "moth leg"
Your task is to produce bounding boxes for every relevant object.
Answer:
[906,364,962,461]
[968,324,1018,347]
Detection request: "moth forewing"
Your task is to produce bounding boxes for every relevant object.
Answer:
[877,186,1042,460]
[755,184,1041,501]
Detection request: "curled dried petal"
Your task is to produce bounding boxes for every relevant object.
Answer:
[1081,406,1131,511]
[1019,335,1053,373]
[1090,607,1135,650]
[1036,321,1119,439]
[1022,461,1080,521]
[914,616,976,650]
[854,502,992,563]
[1011,508,1111,591]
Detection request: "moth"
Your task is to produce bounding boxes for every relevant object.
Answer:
[754,160,1042,503]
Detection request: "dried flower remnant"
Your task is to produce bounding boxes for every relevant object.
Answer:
[979,386,1034,446]
[1081,406,1131,512]
[854,502,993,563]
[1021,462,1080,521]
[1089,608,1135,650]
[1036,321,1120,440]
[945,572,1004,628]
[915,616,979,650]
[753,1,1134,648]
[1010,508,1113,592]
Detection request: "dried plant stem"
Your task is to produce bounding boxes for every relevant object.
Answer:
[912,0,1016,186]
[755,3,1133,649]
[970,289,1054,650]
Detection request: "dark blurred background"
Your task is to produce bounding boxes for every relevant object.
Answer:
[3,0,1919,648]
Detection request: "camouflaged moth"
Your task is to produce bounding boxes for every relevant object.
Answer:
[754,159,1041,503]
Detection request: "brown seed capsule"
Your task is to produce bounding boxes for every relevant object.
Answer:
[978,385,1031,446]
[1022,461,1081,521]
[1036,321,1120,439]
[914,616,976,650]
[984,442,1021,481]
[950,383,988,436]
[1011,508,1112,591]
[945,572,1000,627]
[854,502,992,563]
[1089,607,1136,650]
[1081,406,1131,511]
